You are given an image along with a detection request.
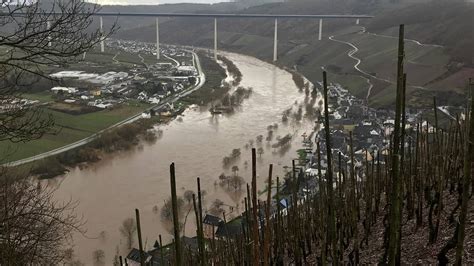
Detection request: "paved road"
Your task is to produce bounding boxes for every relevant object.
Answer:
[163,53,180,66]
[112,51,120,64]
[328,34,375,101]
[6,50,205,167]
[328,27,436,99]
[138,54,146,66]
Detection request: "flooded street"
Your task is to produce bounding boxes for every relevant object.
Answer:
[47,52,323,264]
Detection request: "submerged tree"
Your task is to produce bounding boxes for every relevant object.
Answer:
[119,218,137,250]
[92,249,105,266]
[232,165,239,176]
[160,196,185,226]
[183,190,194,204]
[230,175,245,191]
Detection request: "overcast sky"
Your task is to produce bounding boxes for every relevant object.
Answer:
[89,0,225,5]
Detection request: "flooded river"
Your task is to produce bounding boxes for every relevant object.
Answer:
[47,52,323,264]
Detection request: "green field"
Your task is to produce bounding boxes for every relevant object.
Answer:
[181,53,227,105]
[23,91,54,103]
[326,72,370,99]
[1,46,191,163]
[0,101,149,162]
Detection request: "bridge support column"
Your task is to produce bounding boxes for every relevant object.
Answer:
[356,18,360,25]
[273,18,278,62]
[47,20,51,47]
[156,18,160,60]
[214,18,218,61]
[318,18,323,41]
[100,16,104,53]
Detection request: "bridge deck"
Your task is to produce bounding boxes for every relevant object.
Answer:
[3,12,373,19]
[95,13,373,19]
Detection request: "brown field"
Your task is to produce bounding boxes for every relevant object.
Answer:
[48,102,100,115]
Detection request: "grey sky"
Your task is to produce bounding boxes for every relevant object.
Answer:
[89,0,225,5]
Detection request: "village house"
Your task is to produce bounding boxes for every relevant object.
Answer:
[174,65,197,76]
[203,214,222,239]
[125,248,153,265]
[215,221,243,239]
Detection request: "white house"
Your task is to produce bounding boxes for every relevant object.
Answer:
[51,87,77,94]
[96,103,113,109]
[148,97,160,104]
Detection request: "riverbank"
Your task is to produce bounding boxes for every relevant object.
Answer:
[0,102,151,164]
[180,52,228,105]
[26,116,163,179]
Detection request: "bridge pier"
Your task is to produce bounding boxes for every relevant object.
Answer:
[100,16,104,53]
[273,18,278,62]
[156,18,160,60]
[318,18,323,40]
[47,20,51,47]
[214,18,218,61]
[356,18,360,25]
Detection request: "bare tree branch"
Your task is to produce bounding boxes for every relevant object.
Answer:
[0,0,117,143]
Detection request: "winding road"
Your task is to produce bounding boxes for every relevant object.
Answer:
[112,52,120,64]
[6,50,205,167]
[363,27,444,48]
[138,54,146,65]
[328,27,438,99]
[163,53,180,66]
[328,34,379,100]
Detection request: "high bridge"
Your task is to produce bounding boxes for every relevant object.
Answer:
[93,13,372,61]
[24,12,371,61]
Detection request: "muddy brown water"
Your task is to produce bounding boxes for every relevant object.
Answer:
[45,52,323,264]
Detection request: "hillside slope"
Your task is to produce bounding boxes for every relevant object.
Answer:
[367,1,474,66]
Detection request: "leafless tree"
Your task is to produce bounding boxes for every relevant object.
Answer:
[119,217,136,250]
[209,199,225,215]
[0,0,115,145]
[231,165,239,176]
[160,196,185,223]
[1,1,115,264]
[112,246,120,266]
[92,249,105,266]
[183,190,194,204]
[0,168,84,264]
[230,175,245,191]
